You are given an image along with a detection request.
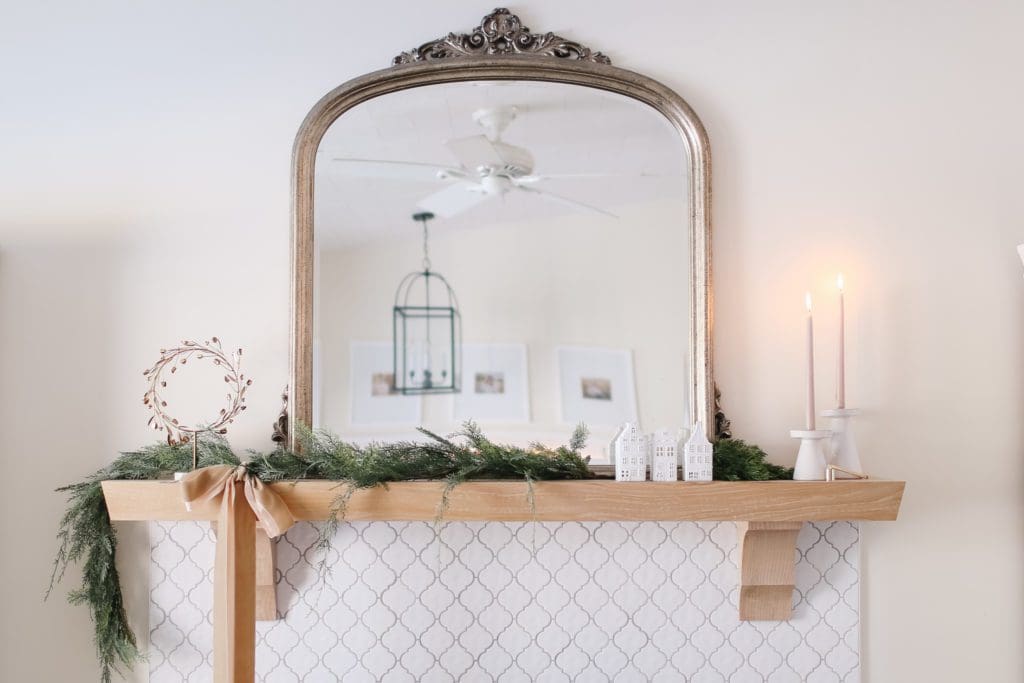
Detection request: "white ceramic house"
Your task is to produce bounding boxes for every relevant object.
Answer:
[649,428,679,481]
[683,421,713,482]
[610,422,646,481]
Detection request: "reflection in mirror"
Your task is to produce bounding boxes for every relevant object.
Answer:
[313,80,690,459]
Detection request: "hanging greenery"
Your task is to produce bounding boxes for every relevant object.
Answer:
[47,438,239,683]
[48,422,592,682]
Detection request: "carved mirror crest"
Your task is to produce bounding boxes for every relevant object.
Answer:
[392,7,611,65]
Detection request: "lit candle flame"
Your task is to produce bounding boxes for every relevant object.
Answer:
[837,273,845,292]
[805,292,813,312]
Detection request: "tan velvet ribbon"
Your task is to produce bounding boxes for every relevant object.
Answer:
[180,465,295,538]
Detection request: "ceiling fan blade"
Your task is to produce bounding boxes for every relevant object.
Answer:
[515,172,674,184]
[517,185,619,219]
[445,135,506,168]
[417,182,492,218]
[330,157,462,182]
[445,135,534,172]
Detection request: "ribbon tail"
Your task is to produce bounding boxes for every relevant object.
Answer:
[213,480,237,589]
[244,478,295,539]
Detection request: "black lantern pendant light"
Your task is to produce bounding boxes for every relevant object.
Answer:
[392,212,461,394]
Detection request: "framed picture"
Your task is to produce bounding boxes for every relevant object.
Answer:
[454,343,530,422]
[350,341,421,425]
[556,346,638,427]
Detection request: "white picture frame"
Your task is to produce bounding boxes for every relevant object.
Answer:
[557,346,638,427]
[453,343,530,423]
[349,341,421,426]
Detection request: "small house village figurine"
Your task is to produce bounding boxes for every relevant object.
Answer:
[683,421,713,482]
[611,422,714,482]
[610,422,646,481]
[649,428,679,481]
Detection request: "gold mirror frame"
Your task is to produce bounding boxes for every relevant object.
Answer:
[288,9,713,447]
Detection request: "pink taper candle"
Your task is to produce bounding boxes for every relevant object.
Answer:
[837,274,845,409]
[805,292,816,430]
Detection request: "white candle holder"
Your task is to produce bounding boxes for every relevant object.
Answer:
[790,429,832,480]
[822,408,862,476]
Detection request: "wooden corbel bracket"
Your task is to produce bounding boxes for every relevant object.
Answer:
[735,521,803,620]
[212,521,278,621]
[253,529,277,621]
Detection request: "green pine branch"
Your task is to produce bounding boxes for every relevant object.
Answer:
[50,423,592,681]
[47,436,239,682]
[713,438,794,481]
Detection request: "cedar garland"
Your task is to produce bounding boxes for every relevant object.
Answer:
[48,422,591,682]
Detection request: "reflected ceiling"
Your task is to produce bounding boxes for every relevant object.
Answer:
[314,80,686,248]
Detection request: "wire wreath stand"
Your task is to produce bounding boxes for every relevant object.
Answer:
[142,337,251,470]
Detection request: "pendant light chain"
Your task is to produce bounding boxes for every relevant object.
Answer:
[422,215,432,352]
[420,214,431,272]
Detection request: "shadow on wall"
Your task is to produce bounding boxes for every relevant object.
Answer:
[0,237,140,682]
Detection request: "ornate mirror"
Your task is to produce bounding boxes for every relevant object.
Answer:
[289,8,712,457]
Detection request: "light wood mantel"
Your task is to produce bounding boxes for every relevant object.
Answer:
[103,479,903,522]
[102,479,904,682]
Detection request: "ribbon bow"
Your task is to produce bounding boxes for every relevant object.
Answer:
[180,465,295,538]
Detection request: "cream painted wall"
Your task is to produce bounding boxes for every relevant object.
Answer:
[1,2,1021,682]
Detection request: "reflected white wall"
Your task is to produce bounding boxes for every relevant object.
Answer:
[315,198,689,457]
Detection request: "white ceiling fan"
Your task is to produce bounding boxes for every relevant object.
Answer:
[331,106,621,218]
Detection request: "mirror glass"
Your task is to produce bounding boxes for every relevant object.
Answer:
[312,80,690,459]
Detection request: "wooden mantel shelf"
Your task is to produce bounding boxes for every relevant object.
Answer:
[102,479,904,682]
[102,479,903,523]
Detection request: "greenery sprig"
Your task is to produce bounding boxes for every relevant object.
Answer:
[47,437,240,683]
[713,438,794,480]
